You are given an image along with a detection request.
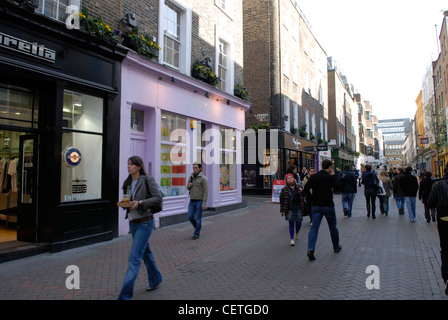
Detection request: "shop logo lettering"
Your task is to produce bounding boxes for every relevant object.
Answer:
[170,128,279,176]
[0,32,56,63]
[65,5,80,30]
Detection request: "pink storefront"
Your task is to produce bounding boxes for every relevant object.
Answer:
[118,52,250,233]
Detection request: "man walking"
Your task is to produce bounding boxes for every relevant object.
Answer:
[187,162,208,239]
[401,167,419,222]
[341,164,357,217]
[304,159,342,261]
[427,167,448,295]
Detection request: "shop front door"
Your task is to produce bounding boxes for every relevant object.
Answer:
[17,134,37,242]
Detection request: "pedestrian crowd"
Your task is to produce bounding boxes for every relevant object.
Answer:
[280,161,447,295]
[116,154,447,299]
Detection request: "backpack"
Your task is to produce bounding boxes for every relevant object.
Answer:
[377,179,386,196]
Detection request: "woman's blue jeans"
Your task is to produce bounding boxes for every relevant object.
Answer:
[118,219,162,300]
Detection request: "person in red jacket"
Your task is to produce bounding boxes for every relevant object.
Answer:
[280,173,305,246]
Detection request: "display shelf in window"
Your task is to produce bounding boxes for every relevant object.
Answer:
[160,144,186,197]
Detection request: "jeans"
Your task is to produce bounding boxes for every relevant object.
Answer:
[308,206,340,252]
[405,197,416,222]
[118,219,162,300]
[188,200,203,237]
[424,204,436,222]
[396,196,405,214]
[378,196,389,214]
[341,193,355,217]
[364,188,377,217]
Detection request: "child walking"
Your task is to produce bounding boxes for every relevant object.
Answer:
[280,173,306,246]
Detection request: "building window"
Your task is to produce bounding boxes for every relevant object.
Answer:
[160,112,187,197]
[218,39,228,92]
[215,0,226,10]
[162,1,181,69]
[159,0,191,74]
[37,0,81,22]
[61,90,103,202]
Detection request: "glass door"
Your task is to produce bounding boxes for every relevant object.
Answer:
[17,135,37,242]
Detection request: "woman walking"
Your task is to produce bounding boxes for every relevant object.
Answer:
[280,173,305,246]
[118,156,163,300]
[378,170,393,216]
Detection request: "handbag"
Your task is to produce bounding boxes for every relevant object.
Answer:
[145,177,164,214]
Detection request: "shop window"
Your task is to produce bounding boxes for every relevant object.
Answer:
[161,112,186,142]
[160,112,187,197]
[0,83,39,129]
[219,126,237,191]
[61,90,103,202]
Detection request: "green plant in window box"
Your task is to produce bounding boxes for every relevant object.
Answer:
[234,84,251,101]
[122,28,161,59]
[78,8,119,41]
[191,60,220,87]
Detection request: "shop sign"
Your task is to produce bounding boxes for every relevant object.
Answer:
[271,180,285,203]
[0,32,56,63]
[63,146,82,167]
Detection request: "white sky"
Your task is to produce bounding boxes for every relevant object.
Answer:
[297,0,446,121]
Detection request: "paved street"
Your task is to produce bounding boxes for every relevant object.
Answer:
[0,187,447,302]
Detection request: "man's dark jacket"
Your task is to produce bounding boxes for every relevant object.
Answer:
[304,170,340,207]
[400,172,418,197]
[428,176,448,220]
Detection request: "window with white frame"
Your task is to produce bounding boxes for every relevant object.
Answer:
[37,0,81,22]
[163,2,181,69]
[159,0,191,74]
[218,39,229,92]
[215,0,233,17]
[215,0,226,11]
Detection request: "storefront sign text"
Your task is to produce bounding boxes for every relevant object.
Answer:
[0,32,56,63]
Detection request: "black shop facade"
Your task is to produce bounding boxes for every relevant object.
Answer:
[242,130,316,195]
[0,4,126,262]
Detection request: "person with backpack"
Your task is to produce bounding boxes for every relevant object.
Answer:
[362,164,379,219]
[280,173,305,246]
[118,156,163,300]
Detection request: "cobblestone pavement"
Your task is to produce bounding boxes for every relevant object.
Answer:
[0,189,447,302]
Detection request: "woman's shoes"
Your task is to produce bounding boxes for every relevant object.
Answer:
[289,239,295,246]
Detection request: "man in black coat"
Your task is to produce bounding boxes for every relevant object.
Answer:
[401,167,419,222]
[304,159,342,261]
[427,168,448,295]
[419,171,436,222]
